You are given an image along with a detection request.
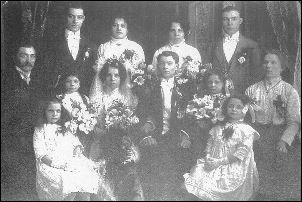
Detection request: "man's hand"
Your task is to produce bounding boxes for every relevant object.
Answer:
[277,140,288,153]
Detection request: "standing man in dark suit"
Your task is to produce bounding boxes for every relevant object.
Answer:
[139,51,195,200]
[43,2,97,96]
[207,6,262,94]
[2,42,42,199]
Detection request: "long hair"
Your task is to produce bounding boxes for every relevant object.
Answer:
[199,68,226,96]
[35,97,69,128]
[99,59,135,105]
[220,94,251,140]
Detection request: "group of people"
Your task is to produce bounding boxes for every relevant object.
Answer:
[2,2,301,201]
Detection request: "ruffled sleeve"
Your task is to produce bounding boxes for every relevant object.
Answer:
[33,125,47,161]
[232,124,260,161]
[282,86,301,145]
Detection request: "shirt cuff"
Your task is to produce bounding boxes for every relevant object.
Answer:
[180,130,190,139]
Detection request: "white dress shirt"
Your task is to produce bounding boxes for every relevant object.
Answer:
[65,29,81,60]
[16,66,31,85]
[223,31,240,63]
[96,37,145,67]
[152,40,201,70]
[160,77,175,135]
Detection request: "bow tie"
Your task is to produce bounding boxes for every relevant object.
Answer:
[66,34,80,40]
[161,80,174,89]
[224,36,239,43]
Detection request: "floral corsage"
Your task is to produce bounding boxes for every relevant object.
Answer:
[273,95,287,118]
[83,48,91,61]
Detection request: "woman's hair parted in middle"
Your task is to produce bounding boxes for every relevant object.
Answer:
[35,97,69,128]
[99,59,128,88]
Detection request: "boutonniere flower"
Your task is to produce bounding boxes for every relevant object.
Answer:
[83,48,91,61]
[237,51,247,64]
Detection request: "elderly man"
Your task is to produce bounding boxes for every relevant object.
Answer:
[2,42,42,199]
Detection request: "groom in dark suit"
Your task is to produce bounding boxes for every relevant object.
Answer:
[42,2,97,96]
[207,6,262,94]
[138,51,196,200]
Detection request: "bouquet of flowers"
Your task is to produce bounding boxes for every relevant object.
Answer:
[63,102,98,135]
[104,99,139,131]
[186,94,225,124]
[119,49,141,73]
[131,62,147,86]
[180,56,202,79]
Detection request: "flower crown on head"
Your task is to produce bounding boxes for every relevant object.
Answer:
[106,57,121,67]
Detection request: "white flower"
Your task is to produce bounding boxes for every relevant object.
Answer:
[238,56,246,64]
[177,78,188,85]
[133,76,145,86]
[134,69,144,75]
[242,105,249,114]
[85,50,90,58]
[71,108,80,118]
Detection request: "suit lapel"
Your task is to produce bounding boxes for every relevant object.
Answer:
[76,36,86,61]
[59,36,75,63]
[228,34,246,69]
[215,39,228,66]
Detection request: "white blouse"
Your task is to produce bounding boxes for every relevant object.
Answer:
[97,37,145,66]
[152,40,201,70]
[245,79,301,145]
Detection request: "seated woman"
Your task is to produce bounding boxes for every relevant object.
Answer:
[245,49,301,200]
[89,59,144,201]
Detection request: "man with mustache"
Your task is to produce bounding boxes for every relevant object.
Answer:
[42,2,97,96]
[2,42,43,199]
[206,6,262,94]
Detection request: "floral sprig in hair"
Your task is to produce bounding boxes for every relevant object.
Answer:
[106,57,121,67]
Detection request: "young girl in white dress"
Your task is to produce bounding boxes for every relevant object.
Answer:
[183,94,260,201]
[57,72,92,157]
[33,98,101,201]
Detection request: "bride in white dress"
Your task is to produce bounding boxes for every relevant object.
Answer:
[89,59,144,200]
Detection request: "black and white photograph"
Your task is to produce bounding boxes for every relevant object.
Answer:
[1,1,301,201]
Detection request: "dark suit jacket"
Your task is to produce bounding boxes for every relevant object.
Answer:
[144,77,196,140]
[2,66,42,152]
[42,32,97,96]
[207,34,262,94]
